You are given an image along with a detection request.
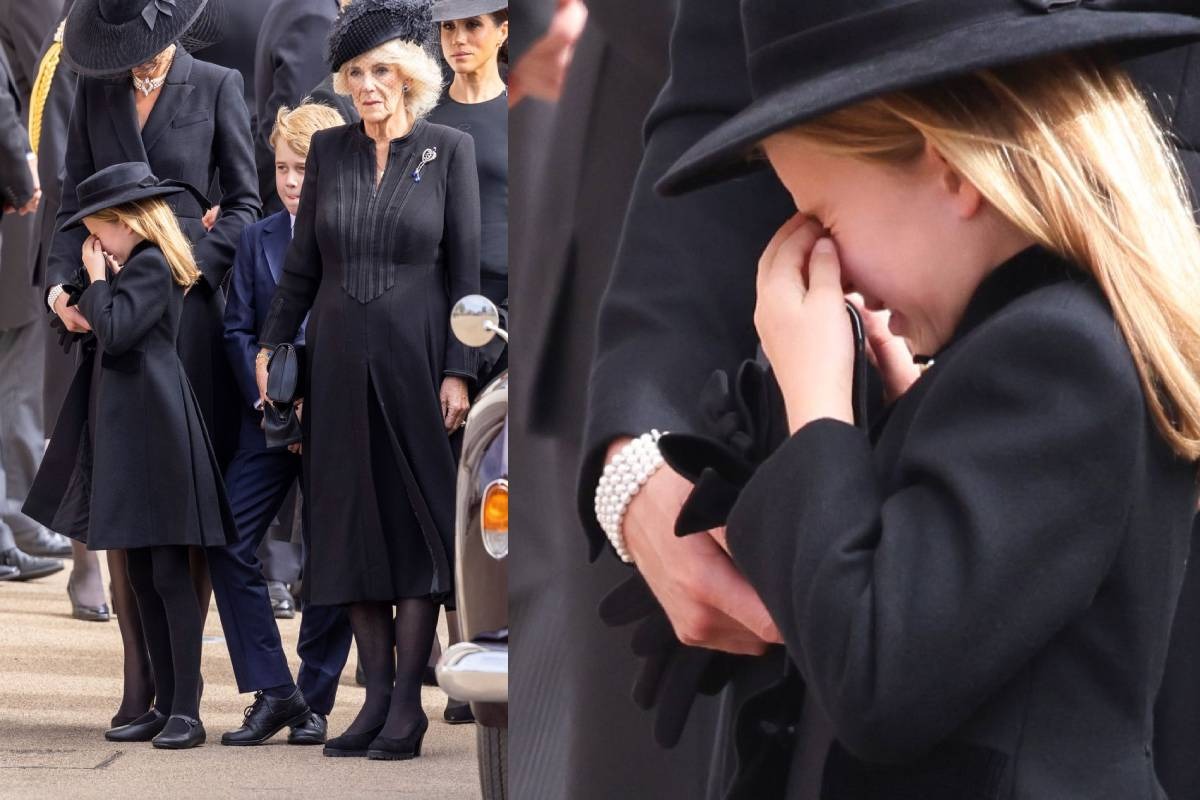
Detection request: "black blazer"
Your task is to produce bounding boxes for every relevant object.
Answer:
[24,242,237,551]
[725,248,1196,799]
[49,50,261,293]
[253,0,339,215]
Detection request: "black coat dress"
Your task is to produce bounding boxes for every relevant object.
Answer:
[722,248,1196,799]
[23,243,238,551]
[260,119,480,606]
[48,50,261,467]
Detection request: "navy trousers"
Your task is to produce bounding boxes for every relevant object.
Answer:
[209,444,353,714]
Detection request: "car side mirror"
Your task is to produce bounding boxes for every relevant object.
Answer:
[451,294,508,346]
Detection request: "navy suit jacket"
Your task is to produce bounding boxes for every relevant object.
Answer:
[224,209,306,447]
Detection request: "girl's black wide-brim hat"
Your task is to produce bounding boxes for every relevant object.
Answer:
[63,0,227,77]
[62,162,209,230]
[327,0,436,73]
[659,0,1200,196]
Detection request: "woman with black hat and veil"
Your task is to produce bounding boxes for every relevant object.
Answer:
[256,0,479,762]
[26,162,239,749]
[43,0,259,730]
[589,2,1200,796]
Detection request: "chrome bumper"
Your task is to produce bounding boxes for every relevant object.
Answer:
[436,641,508,704]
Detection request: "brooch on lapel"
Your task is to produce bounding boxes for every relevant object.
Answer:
[413,147,437,183]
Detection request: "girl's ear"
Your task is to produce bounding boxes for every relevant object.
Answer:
[924,139,983,220]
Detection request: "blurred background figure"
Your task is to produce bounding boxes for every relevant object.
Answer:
[0,0,70,585]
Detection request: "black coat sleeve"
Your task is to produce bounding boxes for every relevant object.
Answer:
[260,131,323,347]
[193,69,261,290]
[0,51,32,210]
[725,302,1149,764]
[442,130,481,380]
[75,252,171,356]
[255,8,335,211]
[47,79,93,292]
[576,0,793,556]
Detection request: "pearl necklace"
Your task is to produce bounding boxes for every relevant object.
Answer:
[132,73,167,97]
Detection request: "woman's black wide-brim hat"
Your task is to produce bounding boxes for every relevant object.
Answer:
[658,0,1200,196]
[62,162,210,230]
[63,0,227,77]
[328,0,436,73]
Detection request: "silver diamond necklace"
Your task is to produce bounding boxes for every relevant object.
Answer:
[132,73,167,97]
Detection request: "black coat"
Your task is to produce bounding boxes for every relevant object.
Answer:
[193,0,273,114]
[253,0,340,216]
[725,248,1196,799]
[259,119,479,606]
[49,50,262,466]
[23,242,238,550]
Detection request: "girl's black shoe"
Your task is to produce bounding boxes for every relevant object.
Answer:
[367,716,429,761]
[323,723,384,757]
[104,708,167,742]
[151,715,206,749]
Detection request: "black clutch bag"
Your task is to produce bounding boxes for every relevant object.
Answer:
[263,343,304,449]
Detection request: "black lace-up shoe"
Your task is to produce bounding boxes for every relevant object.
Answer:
[288,712,328,745]
[221,688,311,746]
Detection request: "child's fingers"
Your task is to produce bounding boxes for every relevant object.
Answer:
[807,237,842,297]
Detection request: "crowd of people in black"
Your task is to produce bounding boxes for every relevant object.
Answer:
[0,0,507,759]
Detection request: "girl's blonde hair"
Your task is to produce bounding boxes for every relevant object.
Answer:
[88,198,200,288]
[787,54,1200,460]
[332,38,444,120]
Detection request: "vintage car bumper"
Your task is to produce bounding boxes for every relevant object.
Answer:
[436,641,508,704]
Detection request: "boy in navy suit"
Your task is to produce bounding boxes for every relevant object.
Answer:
[213,103,352,746]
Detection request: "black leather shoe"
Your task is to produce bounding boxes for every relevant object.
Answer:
[105,708,168,742]
[323,723,384,757]
[0,564,17,581]
[443,700,475,725]
[221,688,310,745]
[367,717,429,761]
[14,527,72,558]
[288,712,328,745]
[0,547,63,581]
[152,715,206,749]
[268,581,295,619]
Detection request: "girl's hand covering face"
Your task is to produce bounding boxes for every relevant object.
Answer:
[82,235,108,281]
[754,213,856,433]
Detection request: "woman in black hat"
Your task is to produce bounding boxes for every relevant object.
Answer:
[25,162,238,750]
[44,0,260,728]
[257,0,480,761]
[593,2,1200,797]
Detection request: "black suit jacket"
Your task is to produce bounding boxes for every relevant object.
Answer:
[253,0,339,215]
[726,249,1195,799]
[0,0,61,100]
[49,50,260,293]
[30,1,74,290]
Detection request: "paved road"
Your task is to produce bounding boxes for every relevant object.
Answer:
[0,562,479,799]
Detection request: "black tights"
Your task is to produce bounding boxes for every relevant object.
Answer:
[344,598,438,738]
[125,546,204,719]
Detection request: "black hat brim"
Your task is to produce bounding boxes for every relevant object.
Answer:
[63,0,226,77]
[432,0,507,22]
[61,185,191,231]
[658,12,1200,196]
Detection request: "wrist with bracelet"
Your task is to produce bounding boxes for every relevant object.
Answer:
[594,430,667,564]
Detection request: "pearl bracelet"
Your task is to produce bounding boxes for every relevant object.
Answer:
[594,430,666,564]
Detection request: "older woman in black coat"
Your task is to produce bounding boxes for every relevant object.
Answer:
[45,0,259,726]
[257,0,479,761]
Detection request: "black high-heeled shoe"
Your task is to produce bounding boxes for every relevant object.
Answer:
[367,716,429,761]
[105,708,168,742]
[323,722,385,758]
[68,571,110,622]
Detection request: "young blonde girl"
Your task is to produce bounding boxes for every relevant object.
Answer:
[634,3,1200,797]
[25,162,237,750]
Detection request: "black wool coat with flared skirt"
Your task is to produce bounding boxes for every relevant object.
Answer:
[261,119,480,607]
[23,242,238,551]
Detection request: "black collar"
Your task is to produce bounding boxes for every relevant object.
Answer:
[930,244,1085,361]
